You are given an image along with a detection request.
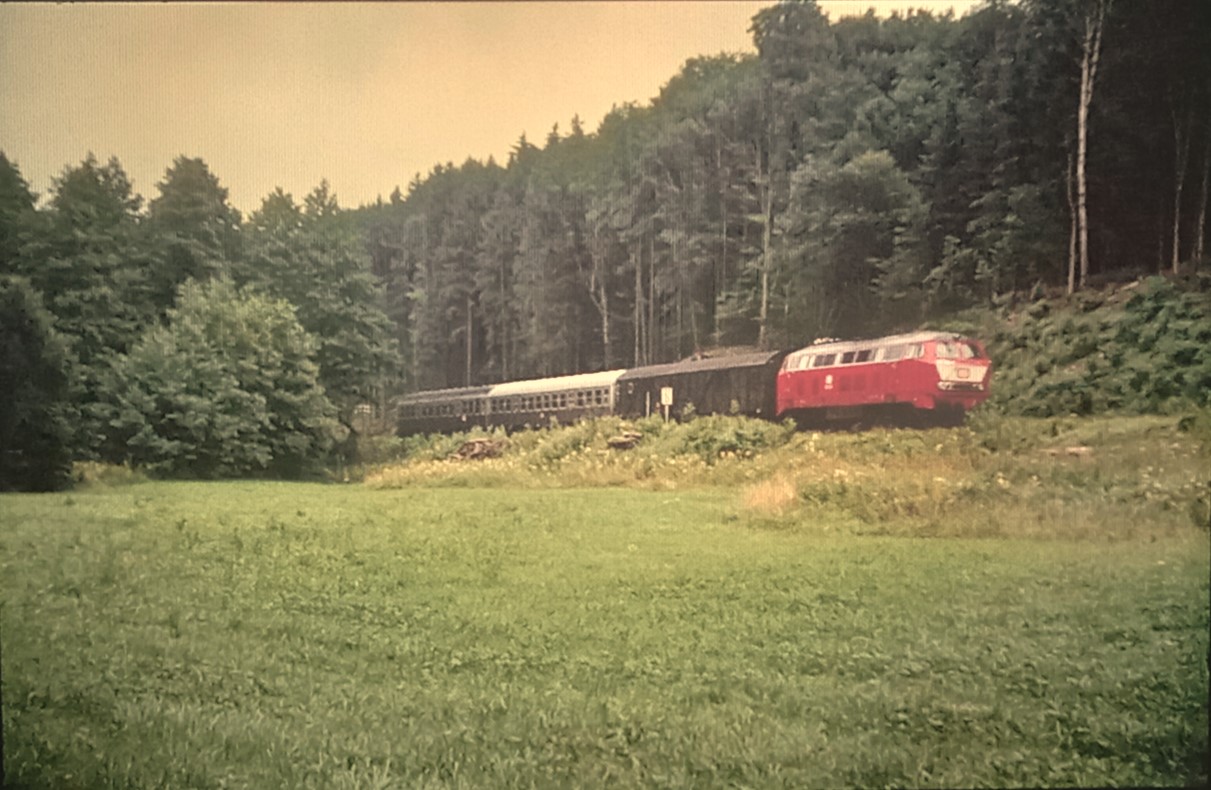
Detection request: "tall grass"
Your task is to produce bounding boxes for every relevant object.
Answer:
[368,413,1209,540]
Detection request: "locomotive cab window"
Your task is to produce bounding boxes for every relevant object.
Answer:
[936,341,981,360]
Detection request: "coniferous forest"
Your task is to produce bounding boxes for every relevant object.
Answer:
[3,0,1210,487]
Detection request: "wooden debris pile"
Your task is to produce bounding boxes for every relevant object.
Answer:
[606,431,644,450]
[453,438,508,460]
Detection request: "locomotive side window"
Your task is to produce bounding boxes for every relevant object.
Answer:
[812,353,836,368]
[855,349,874,363]
[882,345,904,361]
[840,351,856,364]
[799,354,813,370]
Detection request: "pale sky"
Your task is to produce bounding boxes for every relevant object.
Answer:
[0,1,978,214]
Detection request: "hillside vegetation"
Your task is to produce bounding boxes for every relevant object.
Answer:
[959,275,1211,417]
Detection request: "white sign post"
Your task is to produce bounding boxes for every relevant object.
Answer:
[660,386,673,422]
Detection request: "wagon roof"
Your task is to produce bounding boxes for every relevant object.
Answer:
[398,384,494,404]
[488,369,627,397]
[618,350,787,380]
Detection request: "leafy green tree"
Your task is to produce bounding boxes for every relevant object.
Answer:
[145,156,242,311]
[0,276,75,491]
[15,154,156,457]
[0,153,38,275]
[240,184,399,455]
[108,277,337,478]
[782,150,928,337]
[18,154,152,365]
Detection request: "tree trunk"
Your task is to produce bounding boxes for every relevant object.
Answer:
[1172,108,1191,273]
[464,295,473,387]
[1067,149,1078,295]
[1193,118,1210,266]
[648,233,656,363]
[599,279,611,369]
[632,241,644,366]
[760,185,773,350]
[500,259,510,381]
[1075,0,1108,290]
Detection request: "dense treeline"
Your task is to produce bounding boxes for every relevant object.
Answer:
[0,153,397,486]
[359,0,1210,390]
[2,0,1208,488]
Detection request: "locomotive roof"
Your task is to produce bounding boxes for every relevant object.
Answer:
[618,349,787,381]
[487,369,627,397]
[788,331,968,356]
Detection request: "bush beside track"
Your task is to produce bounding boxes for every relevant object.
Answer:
[944,274,1211,417]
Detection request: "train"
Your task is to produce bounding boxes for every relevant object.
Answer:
[396,330,992,435]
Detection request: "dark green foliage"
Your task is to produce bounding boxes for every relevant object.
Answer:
[987,277,1211,416]
[10,155,160,458]
[145,156,242,310]
[0,277,74,491]
[657,414,798,464]
[0,152,37,275]
[240,184,399,445]
[108,278,338,478]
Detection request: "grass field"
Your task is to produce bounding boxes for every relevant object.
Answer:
[2,417,1209,788]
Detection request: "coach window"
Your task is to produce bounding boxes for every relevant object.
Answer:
[812,353,836,368]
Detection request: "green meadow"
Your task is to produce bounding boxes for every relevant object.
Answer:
[2,416,1209,788]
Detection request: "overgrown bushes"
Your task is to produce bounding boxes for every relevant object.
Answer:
[366,412,1209,537]
[982,276,1211,417]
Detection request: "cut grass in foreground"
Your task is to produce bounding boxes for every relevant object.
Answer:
[2,482,1208,788]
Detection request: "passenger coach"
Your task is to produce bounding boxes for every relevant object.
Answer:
[397,370,625,435]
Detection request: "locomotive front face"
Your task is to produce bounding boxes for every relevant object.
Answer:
[931,339,992,409]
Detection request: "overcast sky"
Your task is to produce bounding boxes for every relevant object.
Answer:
[1,1,978,214]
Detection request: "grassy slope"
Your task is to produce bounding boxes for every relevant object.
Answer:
[937,275,1211,417]
[3,437,1209,788]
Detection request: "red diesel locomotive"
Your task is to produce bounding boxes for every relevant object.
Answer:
[775,331,991,427]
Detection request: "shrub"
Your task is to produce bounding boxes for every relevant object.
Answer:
[107,278,338,478]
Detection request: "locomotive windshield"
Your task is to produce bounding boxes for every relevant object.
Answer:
[935,341,983,360]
